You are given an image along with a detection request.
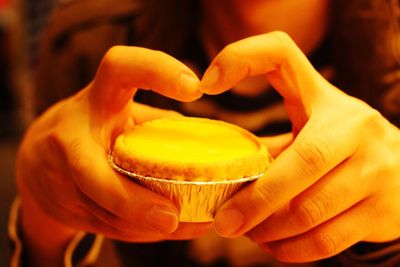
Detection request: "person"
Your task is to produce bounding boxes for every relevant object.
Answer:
[8,0,400,266]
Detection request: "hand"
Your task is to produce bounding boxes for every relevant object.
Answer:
[200,32,400,262]
[17,46,210,265]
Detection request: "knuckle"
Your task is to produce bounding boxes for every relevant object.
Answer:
[270,31,293,44]
[102,46,123,68]
[251,184,276,213]
[68,142,88,183]
[46,129,70,158]
[365,204,385,226]
[220,43,251,77]
[365,112,386,136]
[219,42,248,67]
[383,153,399,172]
[362,106,383,126]
[46,130,64,151]
[100,45,132,81]
[352,103,384,136]
[269,31,296,50]
[292,198,324,229]
[292,136,333,177]
[363,150,397,189]
[312,232,338,257]
[70,156,85,178]
[373,158,395,184]
[222,43,242,58]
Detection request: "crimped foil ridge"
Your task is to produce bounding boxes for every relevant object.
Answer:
[109,154,263,222]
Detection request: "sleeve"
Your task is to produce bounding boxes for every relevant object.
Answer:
[318,241,400,267]
[340,241,400,267]
[8,197,104,267]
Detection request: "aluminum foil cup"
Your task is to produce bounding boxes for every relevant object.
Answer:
[109,154,263,222]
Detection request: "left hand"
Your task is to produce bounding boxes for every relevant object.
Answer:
[199,31,400,263]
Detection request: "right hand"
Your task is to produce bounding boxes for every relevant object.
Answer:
[17,46,211,250]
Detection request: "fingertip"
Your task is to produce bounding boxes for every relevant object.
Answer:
[178,72,203,101]
[213,208,244,238]
[145,205,179,234]
[199,65,221,94]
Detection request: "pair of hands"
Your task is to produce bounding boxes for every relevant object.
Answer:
[17,32,400,263]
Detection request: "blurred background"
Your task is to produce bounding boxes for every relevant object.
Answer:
[0,0,55,264]
[1,0,23,264]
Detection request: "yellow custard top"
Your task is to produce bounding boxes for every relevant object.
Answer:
[118,117,259,163]
[112,117,269,181]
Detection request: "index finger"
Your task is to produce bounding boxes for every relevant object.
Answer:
[89,46,202,116]
[199,31,331,106]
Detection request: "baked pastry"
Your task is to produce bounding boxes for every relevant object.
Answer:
[111,117,270,181]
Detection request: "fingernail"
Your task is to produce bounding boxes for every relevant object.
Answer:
[145,206,178,234]
[214,208,244,237]
[178,73,202,100]
[200,65,220,93]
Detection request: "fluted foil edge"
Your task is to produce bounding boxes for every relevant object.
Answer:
[108,154,263,222]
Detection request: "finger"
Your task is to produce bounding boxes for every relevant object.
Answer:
[59,203,169,243]
[65,135,180,235]
[66,131,212,240]
[130,102,183,124]
[260,199,377,263]
[78,190,212,241]
[167,222,213,240]
[247,156,374,243]
[260,132,293,158]
[82,204,211,242]
[90,46,202,115]
[199,31,331,105]
[213,116,360,237]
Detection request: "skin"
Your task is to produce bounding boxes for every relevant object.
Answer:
[201,0,330,96]
[199,0,400,263]
[17,0,400,265]
[202,32,400,262]
[17,47,211,267]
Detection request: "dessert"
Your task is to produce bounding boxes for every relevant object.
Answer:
[111,117,269,181]
[110,116,272,222]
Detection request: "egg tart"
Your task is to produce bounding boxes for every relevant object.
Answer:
[111,117,270,181]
